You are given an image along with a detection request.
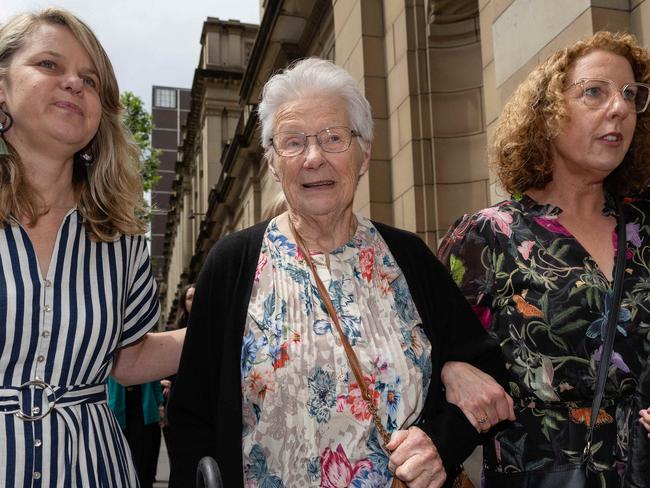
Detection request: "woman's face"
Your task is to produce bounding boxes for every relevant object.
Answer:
[551,50,637,182]
[0,23,102,159]
[268,95,371,219]
[185,287,195,314]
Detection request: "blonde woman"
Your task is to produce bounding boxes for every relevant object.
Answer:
[0,8,184,487]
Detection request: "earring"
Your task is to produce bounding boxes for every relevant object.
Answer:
[0,109,13,156]
[75,145,96,167]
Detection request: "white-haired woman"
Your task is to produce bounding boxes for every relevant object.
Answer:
[168,58,511,488]
[0,8,184,487]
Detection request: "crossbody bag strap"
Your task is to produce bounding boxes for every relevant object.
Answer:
[584,200,627,457]
[289,218,393,447]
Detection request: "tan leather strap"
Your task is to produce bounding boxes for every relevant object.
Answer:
[288,218,392,447]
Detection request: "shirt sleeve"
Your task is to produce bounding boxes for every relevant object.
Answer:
[437,214,497,331]
[119,235,161,347]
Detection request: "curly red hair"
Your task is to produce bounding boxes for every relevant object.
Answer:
[491,31,650,196]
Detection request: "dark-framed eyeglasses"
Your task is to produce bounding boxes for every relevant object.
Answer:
[269,126,359,157]
[567,77,650,113]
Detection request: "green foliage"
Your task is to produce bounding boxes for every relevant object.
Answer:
[120,91,160,192]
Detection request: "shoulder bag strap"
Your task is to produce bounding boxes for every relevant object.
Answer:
[288,218,393,447]
[584,200,627,457]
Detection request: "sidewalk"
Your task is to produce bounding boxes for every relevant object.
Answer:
[153,436,170,488]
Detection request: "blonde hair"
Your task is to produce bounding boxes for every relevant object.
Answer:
[492,31,650,196]
[0,8,146,241]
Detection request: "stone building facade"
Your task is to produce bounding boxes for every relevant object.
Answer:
[159,18,258,323]
[159,0,650,323]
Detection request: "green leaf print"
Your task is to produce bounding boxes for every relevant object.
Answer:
[449,254,466,287]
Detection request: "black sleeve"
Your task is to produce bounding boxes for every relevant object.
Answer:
[167,248,220,487]
[421,241,504,471]
[420,253,504,472]
[384,228,505,473]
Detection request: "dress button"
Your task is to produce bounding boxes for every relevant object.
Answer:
[34,438,42,447]
[33,472,41,479]
[44,304,51,312]
[44,280,51,287]
[37,355,45,362]
[32,406,40,415]
[42,330,50,338]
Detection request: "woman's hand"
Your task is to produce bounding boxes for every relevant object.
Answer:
[639,407,650,437]
[161,379,172,398]
[386,427,446,488]
[441,361,515,433]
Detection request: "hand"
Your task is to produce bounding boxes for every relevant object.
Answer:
[639,407,650,437]
[441,361,515,433]
[158,404,166,427]
[161,379,171,398]
[386,427,446,488]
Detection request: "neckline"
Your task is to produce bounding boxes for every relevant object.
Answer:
[516,192,618,217]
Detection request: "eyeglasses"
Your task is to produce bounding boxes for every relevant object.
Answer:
[270,126,359,157]
[567,77,650,113]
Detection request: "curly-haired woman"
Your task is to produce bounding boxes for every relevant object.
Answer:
[438,32,650,487]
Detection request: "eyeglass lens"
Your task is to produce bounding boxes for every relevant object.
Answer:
[579,79,650,113]
[273,127,353,156]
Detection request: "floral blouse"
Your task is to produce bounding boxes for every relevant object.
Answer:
[240,216,432,487]
[438,195,650,486]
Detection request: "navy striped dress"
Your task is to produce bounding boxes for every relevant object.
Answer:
[0,209,160,487]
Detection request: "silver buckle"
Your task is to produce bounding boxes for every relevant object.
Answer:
[14,380,56,421]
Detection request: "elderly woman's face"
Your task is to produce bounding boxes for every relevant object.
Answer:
[551,49,636,181]
[269,96,370,218]
[0,23,102,158]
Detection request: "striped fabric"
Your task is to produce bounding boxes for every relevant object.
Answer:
[0,209,160,487]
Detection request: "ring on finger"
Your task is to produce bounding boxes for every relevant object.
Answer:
[478,416,489,424]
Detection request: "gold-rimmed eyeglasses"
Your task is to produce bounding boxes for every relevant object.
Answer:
[567,77,650,113]
[270,126,359,157]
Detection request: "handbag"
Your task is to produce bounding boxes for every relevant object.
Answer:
[621,354,650,487]
[289,219,474,488]
[484,202,628,488]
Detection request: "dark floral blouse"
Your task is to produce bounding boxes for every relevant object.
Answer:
[438,194,650,487]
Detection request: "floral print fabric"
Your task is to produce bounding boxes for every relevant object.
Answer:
[241,216,432,487]
[438,195,650,486]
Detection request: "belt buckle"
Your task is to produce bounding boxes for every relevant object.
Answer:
[15,379,56,421]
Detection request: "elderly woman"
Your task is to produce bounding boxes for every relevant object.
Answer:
[438,32,650,487]
[168,58,509,487]
[0,8,184,487]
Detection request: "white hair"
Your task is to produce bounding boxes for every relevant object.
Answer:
[257,57,373,162]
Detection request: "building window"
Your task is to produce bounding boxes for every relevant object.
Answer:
[155,88,177,108]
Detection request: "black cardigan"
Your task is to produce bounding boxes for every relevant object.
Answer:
[168,220,505,487]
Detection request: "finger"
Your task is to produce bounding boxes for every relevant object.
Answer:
[397,458,447,488]
[507,393,516,420]
[493,390,513,422]
[476,412,492,432]
[389,428,435,472]
[394,453,444,487]
[386,429,409,451]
